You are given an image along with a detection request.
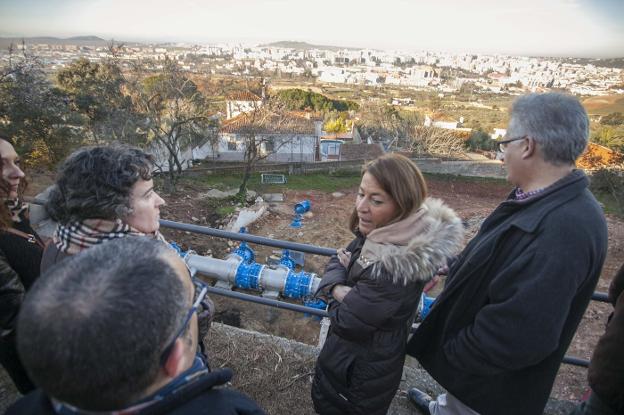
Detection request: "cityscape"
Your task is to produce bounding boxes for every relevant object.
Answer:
[1,37,622,97]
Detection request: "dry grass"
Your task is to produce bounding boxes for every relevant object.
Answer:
[205,323,318,415]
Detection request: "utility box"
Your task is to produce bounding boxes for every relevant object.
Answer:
[261,173,287,184]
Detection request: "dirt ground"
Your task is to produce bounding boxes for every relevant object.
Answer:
[159,174,624,404]
[1,172,621,412]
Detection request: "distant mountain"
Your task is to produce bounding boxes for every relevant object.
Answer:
[66,36,106,42]
[0,35,111,48]
[260,40,359,52]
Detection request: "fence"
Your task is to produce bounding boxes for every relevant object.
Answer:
[183,158,509,179]
[160,219,607,368]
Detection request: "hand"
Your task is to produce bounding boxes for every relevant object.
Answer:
[331,284,352,303]
[423,275,440,294]
[337,248,352,268]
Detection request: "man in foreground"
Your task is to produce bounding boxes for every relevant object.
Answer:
[407,93,608,415]
[7,237,265,414]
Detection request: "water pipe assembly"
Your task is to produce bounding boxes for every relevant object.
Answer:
[182,228,323,302]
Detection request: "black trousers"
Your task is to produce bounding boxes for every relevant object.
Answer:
[0,332,35,394]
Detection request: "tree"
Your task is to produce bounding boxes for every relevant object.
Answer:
[0,46,76,165]
[466,130,496,152]
[591,126,624,153]
[600,112,624,126]
[225,98,302,197]
[56,57,139,144]
[407,126,467,156]
[356,103,420,149]
[323,112,351,134]
[128,57,218,189]
[274,89,358,112]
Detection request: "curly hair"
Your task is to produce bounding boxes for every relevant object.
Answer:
[46,145,155,224]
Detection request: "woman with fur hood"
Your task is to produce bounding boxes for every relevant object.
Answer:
[311,153,464,415]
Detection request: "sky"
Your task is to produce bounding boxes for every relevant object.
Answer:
[0,0,622,58]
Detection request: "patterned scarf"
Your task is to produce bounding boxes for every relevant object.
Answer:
[54,219,167,255]
[5,198,29,223]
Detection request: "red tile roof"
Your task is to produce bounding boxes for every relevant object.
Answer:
[226,91,262,101]
[220,112,316,135]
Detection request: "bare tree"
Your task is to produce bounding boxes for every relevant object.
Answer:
[223,98,310,197]
[128,57,218,189]
[407,126,468,156]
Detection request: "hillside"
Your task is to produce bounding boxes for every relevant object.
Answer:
[0,35,111,48]
[260,40,358,51]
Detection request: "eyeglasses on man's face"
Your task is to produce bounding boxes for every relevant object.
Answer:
[498,135,528,153]
[160,279,209,365]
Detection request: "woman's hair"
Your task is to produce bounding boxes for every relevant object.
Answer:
[348,153,428,232]
[46,145,155,224]
[0,135,27,230]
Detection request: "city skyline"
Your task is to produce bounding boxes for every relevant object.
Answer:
[1,0,623,58]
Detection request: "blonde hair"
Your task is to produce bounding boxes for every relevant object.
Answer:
[348,153,427,233]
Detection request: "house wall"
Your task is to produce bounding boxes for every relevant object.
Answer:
[213,133,318,162]
[226,100,262,119]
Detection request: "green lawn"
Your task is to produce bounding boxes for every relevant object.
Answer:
[177,171,362,194]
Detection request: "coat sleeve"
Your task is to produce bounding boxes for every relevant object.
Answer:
[442,222,603,376]
[0,248,25,336]
[329,273,406,342]
[315,238,360,300]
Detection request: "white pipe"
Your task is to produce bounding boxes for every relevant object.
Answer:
[184,253,321,298]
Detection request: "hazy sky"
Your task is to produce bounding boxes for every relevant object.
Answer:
[1,0,622,57]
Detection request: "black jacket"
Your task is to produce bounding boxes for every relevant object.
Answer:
[0,217,43,333]
[407,170,608,415]
[312,199,464,415]
[0,213,43,394]
[4,368,266,415]
[588,262,624,413]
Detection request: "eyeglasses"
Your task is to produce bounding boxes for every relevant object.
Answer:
[498,135,528,153]
[159,279,209,365]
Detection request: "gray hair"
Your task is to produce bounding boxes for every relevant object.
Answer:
[17,238,188,410]
[46,145,155,224]
[508,93,589,165]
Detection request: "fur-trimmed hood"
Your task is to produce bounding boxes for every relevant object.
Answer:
[357,198,464,285]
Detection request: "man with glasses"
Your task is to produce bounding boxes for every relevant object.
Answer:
[6,237,265,415]
[406,93,608,415]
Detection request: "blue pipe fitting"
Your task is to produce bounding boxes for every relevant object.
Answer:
[290,213,303,228]
[303,298,327,310]
[233,227,255,263]
[419,294,436,320]
[235,262,263,290]
[283,271,313,299]
[169,241,185,257]
[294,199,311,215]
[280,250,296,270]
[303,297,327,319]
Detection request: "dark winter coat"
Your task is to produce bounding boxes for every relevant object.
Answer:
[39,241,70,274]
[311,199,464,415]
[588,262,624,413]
[407,170,608,415]
[4,368,266,415]
[0,213,43,394]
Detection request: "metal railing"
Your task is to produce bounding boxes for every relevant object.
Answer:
[158,219,607,368]
[24,196,607,369]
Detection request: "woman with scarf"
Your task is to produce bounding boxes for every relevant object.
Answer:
[311,153,464,415]
[41,145,213,343]
[0,136,43,394]
[41,145,167,269]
